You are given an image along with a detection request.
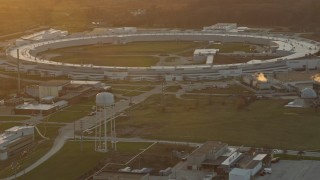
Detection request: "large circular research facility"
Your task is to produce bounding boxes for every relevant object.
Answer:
[5,26,320,82]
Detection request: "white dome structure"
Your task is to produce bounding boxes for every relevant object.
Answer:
[96,92,115,106]
[301,88,318,99]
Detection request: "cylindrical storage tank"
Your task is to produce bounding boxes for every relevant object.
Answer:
[96,92,115,106]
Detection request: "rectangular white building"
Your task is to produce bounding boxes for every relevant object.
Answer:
[229,168,250,180]
[203,23,237,32]
[193,49,219,61]
[0,126,34,160]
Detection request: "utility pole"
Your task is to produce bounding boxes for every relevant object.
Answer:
[80,120,83,152]
[161,81,166,107]
[17,49,21,94]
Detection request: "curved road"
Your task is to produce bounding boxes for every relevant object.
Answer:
[2,85,163,180]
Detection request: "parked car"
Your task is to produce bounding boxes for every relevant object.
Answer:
[88,111,96,116]
[263,168,272,174]
[271,157,280,163]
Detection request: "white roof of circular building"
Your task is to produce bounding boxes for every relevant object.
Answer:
[96,92,115,106]
[301,88,318,99]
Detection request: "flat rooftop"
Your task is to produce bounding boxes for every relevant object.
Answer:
[93,171,147,180]
[70,80,101,85]
[253,154,268,161]
[245,160,261,169]
[194,49,219,55]
[15,103,56,111]
[5,126,33,133]
[191,141,227,157]
[39,80,70,87]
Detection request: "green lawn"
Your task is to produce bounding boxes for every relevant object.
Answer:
[51,55,159,67]
[41,41,207,56]
[111,85,154,97]
[117,95,320,150]
[207,43,254,53]
[165,57,178,62]
[0,122,23,132]
[18,141,152,180]
[176,43,256,56]
[48,110,89,123]
[0,116,30,122]
[48,100,94,123]
[189,85,252,94]
[112,85,154,91]
[274,154,320,161]
[0,124,61,178]
[0,141,54,179]
[165,85,182,93]
[38,41,208,66]
[112,89,145,97]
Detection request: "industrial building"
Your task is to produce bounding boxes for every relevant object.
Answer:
[14,100,68,115]
[15,80,108,115]
[313,74,320,95]
[4,97,24,106]
[193,49,219,61]
[39,80,70,99]
[187,141,228,170]
[0,126,34,160]
[229,168,251,180]
[6,28,320,82]
[25,85,40,98]
[15,29,68,46]
[93,171,149,180]
[203,23,238,32]
[285,87,319,108]
[242,73,272,90]
[107,27,137,34]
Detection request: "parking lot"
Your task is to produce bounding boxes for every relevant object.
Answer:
[257,160,320,180]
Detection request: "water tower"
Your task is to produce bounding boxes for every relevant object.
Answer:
[95,92,117,152]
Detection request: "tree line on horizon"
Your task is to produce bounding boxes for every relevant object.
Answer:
[0,0,319,35]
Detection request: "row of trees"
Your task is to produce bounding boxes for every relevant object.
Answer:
[1,0,320,35]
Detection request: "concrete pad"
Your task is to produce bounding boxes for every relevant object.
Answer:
[257,160,320,180]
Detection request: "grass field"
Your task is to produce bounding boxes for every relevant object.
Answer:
[0,122,23,132]
[207,43,254,53]
[0,116,30,122]
[18,141,152,180]
[0,124,62,178]
[274,154,320,161]
[111,85,155,97]
[40,41,206,56]
[117,95,320,150]
[165,85,182,93]
[176,43,256,57]
[189,85,252,94]
[39,41,207,67]
[127,143,195,175]
[111,85,154,91]
[112,89,146,97]
[48,100,94,123]
[213,55,273,65]
[51,55,159,67]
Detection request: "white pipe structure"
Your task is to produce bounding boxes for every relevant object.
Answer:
[7,31,320,73]
[110,104,117,151]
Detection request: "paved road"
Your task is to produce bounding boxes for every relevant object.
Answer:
[2,124,73,180]
[3,82,320,179]
[2,85,163,180]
